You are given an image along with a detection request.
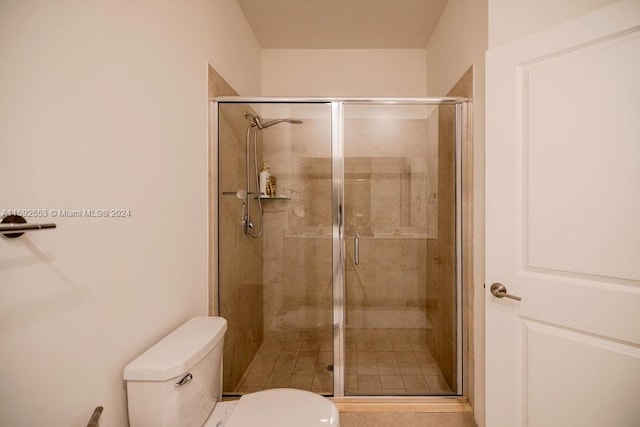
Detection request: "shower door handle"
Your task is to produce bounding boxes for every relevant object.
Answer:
[354,234,360,266]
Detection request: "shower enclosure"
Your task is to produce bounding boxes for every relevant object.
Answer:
[213,98,466,397]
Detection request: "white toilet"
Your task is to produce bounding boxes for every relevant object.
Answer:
[123,316,340,427]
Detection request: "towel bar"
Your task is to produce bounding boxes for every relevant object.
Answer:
[0,215,57,238]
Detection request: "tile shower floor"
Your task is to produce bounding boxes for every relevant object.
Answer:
[234,339,452,395]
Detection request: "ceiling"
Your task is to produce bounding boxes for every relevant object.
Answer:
[236,0,448,49]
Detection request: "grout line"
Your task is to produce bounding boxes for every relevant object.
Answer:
[234,338,451,395]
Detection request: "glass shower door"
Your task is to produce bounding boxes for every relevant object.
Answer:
[216,98,463,398]
[341,103,460,396]
[217,102,334,395]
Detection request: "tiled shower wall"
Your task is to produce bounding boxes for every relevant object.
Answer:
[262,116,333,342]
[425,68,474,392]
[425,104,457,389]
[261,114,439,343]
[216,97,265,392]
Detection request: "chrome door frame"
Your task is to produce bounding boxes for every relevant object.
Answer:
[331,101,346,396]
[212,97,468,398]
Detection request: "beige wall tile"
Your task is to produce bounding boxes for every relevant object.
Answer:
[214,85,264,392]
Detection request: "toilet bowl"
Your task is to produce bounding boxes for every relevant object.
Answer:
[123,317,339,427]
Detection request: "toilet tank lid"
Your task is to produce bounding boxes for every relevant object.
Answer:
[124,317,227,381]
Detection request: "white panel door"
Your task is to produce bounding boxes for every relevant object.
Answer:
[486,1,640,426]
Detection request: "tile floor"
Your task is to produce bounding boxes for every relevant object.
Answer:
[234,339,452,395]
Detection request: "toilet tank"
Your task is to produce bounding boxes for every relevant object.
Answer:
[124,317,227,427]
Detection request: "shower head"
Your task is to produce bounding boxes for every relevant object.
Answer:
[259,118,303,129]
[245,113,303,130]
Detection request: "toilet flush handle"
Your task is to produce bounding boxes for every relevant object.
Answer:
[175,373,193,388]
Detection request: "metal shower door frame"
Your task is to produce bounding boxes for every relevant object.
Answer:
[213,97,467,398]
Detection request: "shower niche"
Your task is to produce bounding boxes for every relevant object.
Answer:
[215,99,464,397]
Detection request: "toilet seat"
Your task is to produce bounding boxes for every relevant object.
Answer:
[205,388,339,427]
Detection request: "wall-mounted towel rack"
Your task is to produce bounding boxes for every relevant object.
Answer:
[0,215,57,239]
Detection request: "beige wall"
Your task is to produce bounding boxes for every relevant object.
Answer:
[426,0,488,425]
[262,49,427,96]
[488,0,622,48]
[0,0,260,425]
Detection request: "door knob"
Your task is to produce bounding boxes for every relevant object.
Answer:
[490,283,521,301]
